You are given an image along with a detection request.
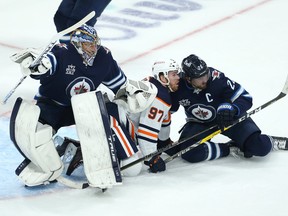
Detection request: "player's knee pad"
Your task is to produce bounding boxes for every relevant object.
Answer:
[10,98,63,186]
[180,141,208,163]
[243,132,272,157]
[121,151,143,177]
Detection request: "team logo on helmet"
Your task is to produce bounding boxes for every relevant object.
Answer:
[66,77,95,97]
[187,104,216,122]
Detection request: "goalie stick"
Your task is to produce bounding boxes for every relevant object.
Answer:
[21,73,288,190]
[1,11,96,105]
[121,74,288,170]
[163,74,288,164]
[58,74,288,189]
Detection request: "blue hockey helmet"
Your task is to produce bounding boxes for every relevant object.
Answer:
[70,24,101,65]
[181,54,209,79]
[71,24,100,44]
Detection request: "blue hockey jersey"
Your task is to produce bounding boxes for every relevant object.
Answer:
[32,43,126,106]
[170,68,253,124]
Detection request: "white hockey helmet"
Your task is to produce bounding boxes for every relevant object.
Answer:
[152,59,180,84]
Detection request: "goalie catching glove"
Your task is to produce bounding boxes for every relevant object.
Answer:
[114,79,158,113]
[10,48,52,76]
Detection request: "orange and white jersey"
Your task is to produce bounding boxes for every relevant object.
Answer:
[127,78,172,156]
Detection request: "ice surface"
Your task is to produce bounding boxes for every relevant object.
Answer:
[0,0,288,216]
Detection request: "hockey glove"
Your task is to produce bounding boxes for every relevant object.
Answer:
[20,55,52,76]
[157,138,173,150]
[144,155,166,173]
[216,103,237,131]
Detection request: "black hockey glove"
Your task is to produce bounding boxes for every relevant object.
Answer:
[216,103,237,131]
[157,138,173,150]
[144,155,166,173]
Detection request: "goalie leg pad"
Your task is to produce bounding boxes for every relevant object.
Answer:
[72,91,122,189]
[10,98,63,186]
[16,159,59,187]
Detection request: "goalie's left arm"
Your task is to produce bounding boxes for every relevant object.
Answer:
[10,48,52,77]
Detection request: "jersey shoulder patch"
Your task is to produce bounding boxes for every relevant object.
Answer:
[210,68,222,81]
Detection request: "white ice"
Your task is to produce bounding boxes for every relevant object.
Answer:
[0,0,288,216]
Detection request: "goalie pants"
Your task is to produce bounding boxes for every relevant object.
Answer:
[36,98,75,132]
[165,118,273,162]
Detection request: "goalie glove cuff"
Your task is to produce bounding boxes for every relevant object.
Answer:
[20,54,52,76]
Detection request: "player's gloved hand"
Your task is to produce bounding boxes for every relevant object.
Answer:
[157,138,173,150]
[144,155,166,173]
[216,103,237,131]
[20,55,52,76]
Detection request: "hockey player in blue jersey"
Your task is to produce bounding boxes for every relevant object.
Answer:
[160,54,288,162]
[9,24,153,187]
[54,0,111,43]
[19,24,126,131]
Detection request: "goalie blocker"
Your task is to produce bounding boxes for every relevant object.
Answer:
[71,91,122,189]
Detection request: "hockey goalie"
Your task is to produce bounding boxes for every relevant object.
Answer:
[9,79,157,189]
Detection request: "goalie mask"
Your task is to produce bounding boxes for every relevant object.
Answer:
[70,24,101,66]
[114,79,158,113]
[152,59,180,92]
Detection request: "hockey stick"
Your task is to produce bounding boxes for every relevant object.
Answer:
[1,11,96,105]
[164,74,288,164]
[120,125,218,171]
[121,74,288,170]
[58,75,288,188]
[57,176,89,189]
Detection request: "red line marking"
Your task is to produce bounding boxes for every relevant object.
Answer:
[119,0,273,66]
[0,0,273,118]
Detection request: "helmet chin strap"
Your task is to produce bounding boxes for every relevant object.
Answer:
[167,85,174,92]
[160,77,175,92]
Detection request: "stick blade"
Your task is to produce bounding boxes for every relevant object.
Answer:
[282,74,288,95]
